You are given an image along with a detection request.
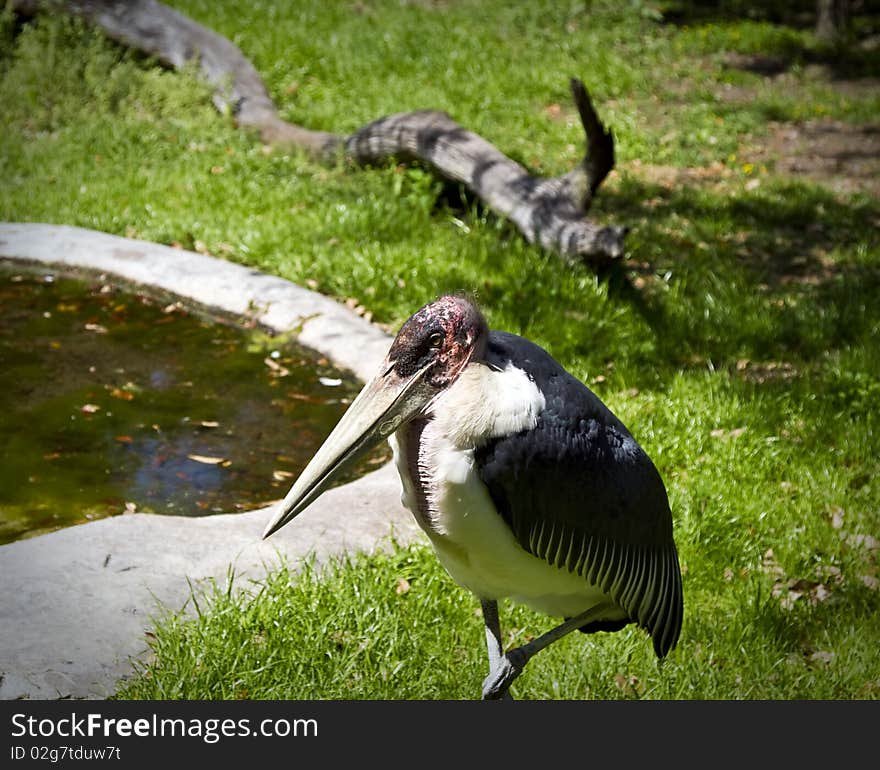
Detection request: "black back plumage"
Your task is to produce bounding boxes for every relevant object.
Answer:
[475,331,683,657]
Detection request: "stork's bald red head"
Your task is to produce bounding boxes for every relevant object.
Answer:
[263,295,489,539]
[388,295,488,388]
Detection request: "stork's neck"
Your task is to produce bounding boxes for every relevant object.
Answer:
[401,417,436,533]
[390,361,546,540]
[427,361,546,449]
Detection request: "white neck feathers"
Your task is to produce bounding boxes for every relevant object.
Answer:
[427,361,545,448]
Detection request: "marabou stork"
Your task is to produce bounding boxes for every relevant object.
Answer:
[263,295,683,699]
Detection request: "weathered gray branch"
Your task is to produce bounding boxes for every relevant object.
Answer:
[12,0,627,265]
[346,102,625,262]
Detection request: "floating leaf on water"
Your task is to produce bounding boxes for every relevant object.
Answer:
[273,470,294,481]
[187,454,227,465]
[286,393,322,403]
[109,387,135,401]
[319,377,343,387]
[264,356,290,376]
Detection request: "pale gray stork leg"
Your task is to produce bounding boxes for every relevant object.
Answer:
[482,603,615,700]
[480,599,514,700]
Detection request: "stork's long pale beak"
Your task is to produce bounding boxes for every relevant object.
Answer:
[262,358,434,539]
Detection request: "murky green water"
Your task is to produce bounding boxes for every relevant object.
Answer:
[0,261,387,545]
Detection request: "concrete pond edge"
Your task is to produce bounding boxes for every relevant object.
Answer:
[0,222,423,700]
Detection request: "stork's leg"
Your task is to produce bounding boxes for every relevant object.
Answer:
[479,599,514,701]
[482,603,614,700]
[480,599,504,674]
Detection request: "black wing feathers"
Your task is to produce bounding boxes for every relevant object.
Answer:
[476,332,683,657]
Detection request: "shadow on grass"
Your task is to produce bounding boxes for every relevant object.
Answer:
[428,169,879,383]
[658,0,880,78]
[594,174,880,365]
[751,576,880,656]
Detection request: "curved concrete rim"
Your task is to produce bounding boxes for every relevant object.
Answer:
[0,222,423,700]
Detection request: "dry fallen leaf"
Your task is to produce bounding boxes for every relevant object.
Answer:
[773,577,835,610]
[80,403,100,414]
[860,574,879,591]
[109,387,135,401]
[711,426,747,440]
[846,533,880,552]
[813,583,832,603]
[762,549,784,577]
[272,470,294,481]
[396,578,411,595]
[84,322,107,334]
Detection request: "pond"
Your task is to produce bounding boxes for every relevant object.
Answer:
[0,261,388,545]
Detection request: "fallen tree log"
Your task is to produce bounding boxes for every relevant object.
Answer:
[12,0,628,265]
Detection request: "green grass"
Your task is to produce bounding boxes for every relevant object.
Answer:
[1,1,878,699]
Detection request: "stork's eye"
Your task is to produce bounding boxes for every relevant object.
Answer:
[428,332,443,349]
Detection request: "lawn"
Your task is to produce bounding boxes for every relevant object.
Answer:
[1,0,878,699]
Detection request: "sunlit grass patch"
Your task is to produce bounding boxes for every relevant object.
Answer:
[2,0,878,699]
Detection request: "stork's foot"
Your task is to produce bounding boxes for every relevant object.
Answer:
[481,648,526,700]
